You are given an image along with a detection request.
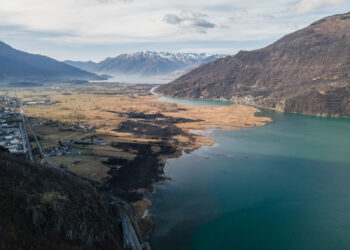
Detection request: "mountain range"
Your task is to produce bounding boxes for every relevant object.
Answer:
[65,52,225,83]
[157,12,350,117]
[0,41,99,84]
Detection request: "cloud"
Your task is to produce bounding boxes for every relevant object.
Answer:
[0,0,349,60]
[97,0,133,3]
[164,14,183,25]
[163,11,216,33]
[293,0,344,14]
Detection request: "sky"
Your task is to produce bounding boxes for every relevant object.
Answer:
[0,0,349,62]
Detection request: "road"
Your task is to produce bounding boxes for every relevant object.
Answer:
[120,209,143,250]
[21,101,147,249]
[20,108,34,162]
[20,105,58,169]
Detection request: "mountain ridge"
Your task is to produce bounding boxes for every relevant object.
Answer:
[157,12,350,117]
[65,51,225,81]
[0,41,100,83]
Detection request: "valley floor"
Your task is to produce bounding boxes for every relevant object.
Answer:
[2,82,270,240]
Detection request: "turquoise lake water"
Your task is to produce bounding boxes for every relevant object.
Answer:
[150,96,350,250]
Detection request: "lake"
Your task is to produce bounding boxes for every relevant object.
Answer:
[150,96,350,250]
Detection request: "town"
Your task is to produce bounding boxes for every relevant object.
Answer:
[0,95,28,155]
[0,94,107,166]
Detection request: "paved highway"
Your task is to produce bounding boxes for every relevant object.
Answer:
[21,105,58,169]
[120,209,143,250]
[19,109,34,162]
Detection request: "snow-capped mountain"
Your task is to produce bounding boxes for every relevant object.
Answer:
[65,51,226,83]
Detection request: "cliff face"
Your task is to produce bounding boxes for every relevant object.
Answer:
[158,12,350,117]
[0,150,123,250]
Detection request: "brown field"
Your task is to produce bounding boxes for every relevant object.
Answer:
[11,84,271,182]
[18,86,270,144]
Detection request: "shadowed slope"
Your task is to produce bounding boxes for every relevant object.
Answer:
[0,41,99,83]
[0,149,123,250]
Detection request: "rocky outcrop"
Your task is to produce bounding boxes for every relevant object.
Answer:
[158,12,350,117]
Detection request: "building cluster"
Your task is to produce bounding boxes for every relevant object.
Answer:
[32,120,66,127]
[0,95,105,158]
[0,96,27,154]
[71,123,97,133]
[23,100,53,106]
[44,143,80,157]
[44,138,106,157]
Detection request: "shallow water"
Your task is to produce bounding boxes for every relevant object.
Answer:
[150,96,350,250]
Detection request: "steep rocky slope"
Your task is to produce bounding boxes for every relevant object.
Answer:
[158,12,350,117]
[0,149,123,250]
